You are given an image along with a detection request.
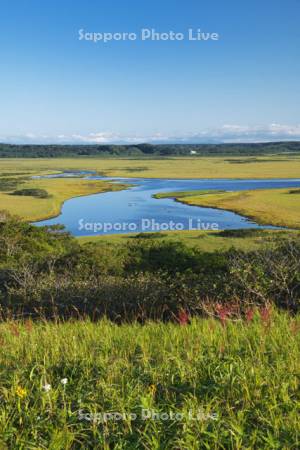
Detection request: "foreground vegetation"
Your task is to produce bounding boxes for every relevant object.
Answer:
[1,213,300,320]
[156,188,300,229]
[0,313,299,449]
[0,215,299,447]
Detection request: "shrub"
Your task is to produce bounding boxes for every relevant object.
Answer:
[11,188,51,198]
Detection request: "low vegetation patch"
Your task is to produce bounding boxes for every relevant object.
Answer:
[0,176,28,192]
[11,188,51,198]
[130,232,166,239]
[215,229,265,238]
[154,189,225,199]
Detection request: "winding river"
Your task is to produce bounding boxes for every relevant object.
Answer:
[33,176,300,236]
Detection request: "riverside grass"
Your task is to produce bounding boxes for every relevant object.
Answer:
[78,229,300,252]
[0,312,299,449]
[156,188,300,229]
[0,178,126,222]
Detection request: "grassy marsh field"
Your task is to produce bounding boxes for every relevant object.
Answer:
[1,313,299,449]
[1,155,300,180]
[156,188,300,229]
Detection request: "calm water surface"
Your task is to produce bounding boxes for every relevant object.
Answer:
[33,176,300,236]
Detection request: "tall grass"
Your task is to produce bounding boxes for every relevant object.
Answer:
[0,310,299,449]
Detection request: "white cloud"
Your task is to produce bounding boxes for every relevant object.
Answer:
[1,124,300,145]
[24,133,36,139]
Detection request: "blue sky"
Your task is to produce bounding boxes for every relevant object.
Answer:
[0,0,300,143]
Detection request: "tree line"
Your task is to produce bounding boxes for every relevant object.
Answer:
[0,141,300,157]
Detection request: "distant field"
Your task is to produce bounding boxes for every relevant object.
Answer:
[159,188,300,229]
[1,155,300,179]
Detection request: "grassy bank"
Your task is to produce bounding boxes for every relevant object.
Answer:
[0,178,126,221]
[78,229,300,252]
[155,188,300,229]
[0,313,299,449]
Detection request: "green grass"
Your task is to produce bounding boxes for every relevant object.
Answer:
[0,312,299,449]
[161,188,300,229]
[154,190,226,199]
[78,229,300,252]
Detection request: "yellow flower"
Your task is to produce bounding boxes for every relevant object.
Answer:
[16,386,27,399]
[149,384,157,395]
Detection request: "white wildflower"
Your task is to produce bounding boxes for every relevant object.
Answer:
[42,383,51,392]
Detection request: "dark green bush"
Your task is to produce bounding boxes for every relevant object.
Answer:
[11,188,51,198]
[215,229,264,238]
